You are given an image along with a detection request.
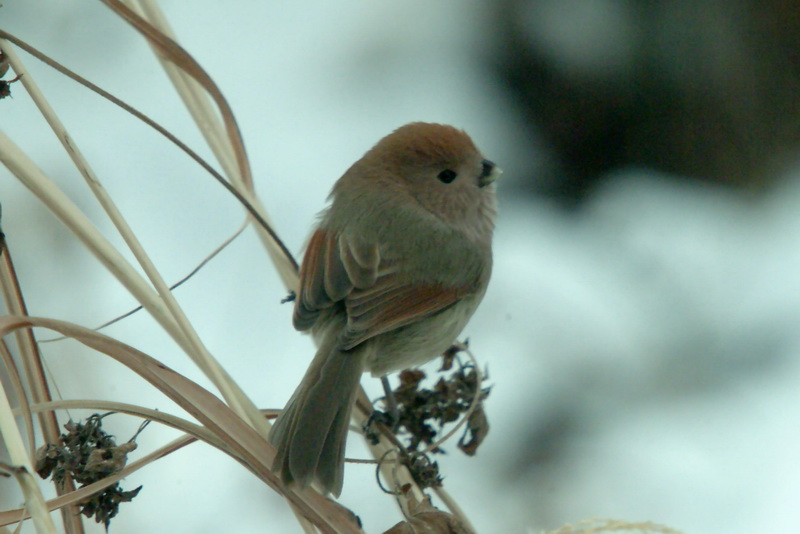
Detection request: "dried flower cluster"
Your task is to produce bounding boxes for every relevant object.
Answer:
[365,347,491,489]
[35,413,144,529]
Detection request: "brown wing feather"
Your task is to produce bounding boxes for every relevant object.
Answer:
[294,229,469,348]
[293,230,380,330]
[339,235,379,288]
[340,279,465,350]
[293,230,328,330]
[323,232,353,303]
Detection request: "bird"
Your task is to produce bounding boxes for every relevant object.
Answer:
[269,122,500,497]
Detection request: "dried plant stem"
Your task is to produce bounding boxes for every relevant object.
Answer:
[25,400,228,452]
[0,132,266,440]
[0,378,57,533]
[0,29,356,533]
[0,434,197,528]
[0,4,483,531]
[125,0,300,291]
[0,336,34,457]
[0,240,65,453]
[0,40,268,437]
[433,487,475,533]
[0,138,94,534]
[0,315,363,533]
[352,391,426,516]
[0,29,296,280]
[0,133,177,344]
[126,0,239,185]
[37,219,249,342]
[545,519,684,534]
[103,0,299,290]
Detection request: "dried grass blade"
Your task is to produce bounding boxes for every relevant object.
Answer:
[0,29,284,262]
[0,315,363,533]
[0,40,268,432]
[0,434,196,528]
[0,315,274,475]
[125,0,238,184]
[116,0,300,290]
[99,0,251,189]
[27,400,228,454]
[0,376,57,533]
[0,132,182,341]
[0,239,61,449]
[0,131,267,435]
[0,340,34,457]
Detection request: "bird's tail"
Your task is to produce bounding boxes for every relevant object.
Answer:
[269,340,366,497]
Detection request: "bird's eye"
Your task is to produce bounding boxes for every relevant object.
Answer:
[437,169,457,184]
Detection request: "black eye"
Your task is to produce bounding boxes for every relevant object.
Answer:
[481,160,495,177]
[437,169,457,184]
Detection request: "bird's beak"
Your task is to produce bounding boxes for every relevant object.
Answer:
[479,159,503,187]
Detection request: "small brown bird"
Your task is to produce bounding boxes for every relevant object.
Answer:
[269,122,500,496]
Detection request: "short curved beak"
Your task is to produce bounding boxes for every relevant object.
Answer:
[479,159,503,187]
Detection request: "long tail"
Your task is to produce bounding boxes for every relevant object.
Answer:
[269,340,366,497]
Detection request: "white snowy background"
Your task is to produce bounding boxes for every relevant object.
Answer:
[2,2,800,533]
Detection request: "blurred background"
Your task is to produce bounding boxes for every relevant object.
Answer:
[3,1,800,532]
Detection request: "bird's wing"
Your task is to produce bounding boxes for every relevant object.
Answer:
[340,277,465,350]
[293,229,467,349]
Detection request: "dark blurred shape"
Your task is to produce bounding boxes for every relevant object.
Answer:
[512,402,578,473]
[492,0,800,205]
